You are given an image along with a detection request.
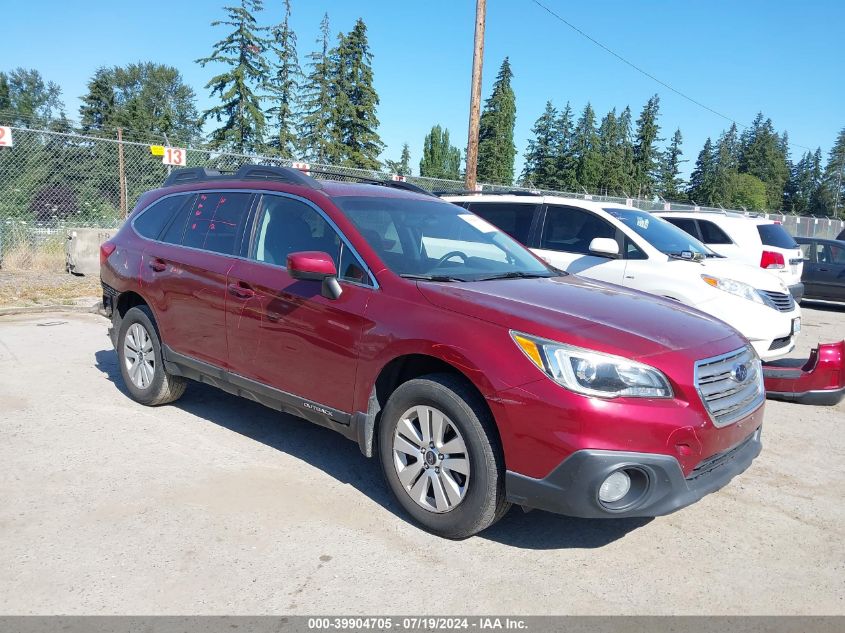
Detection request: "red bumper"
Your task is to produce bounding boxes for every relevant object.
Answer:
[763,340,845,406]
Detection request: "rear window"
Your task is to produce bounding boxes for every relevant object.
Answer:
[466,202,537,245]
[664,217,699,239]
[180,192,252,254]
[757,223,798,249]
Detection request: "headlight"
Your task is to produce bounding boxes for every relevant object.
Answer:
[701,275,770,306]
[511,332,673,398]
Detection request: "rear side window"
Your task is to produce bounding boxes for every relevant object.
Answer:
[467,203,537,245]
[757,223,798,249]
[665,218,699,239]
[698,220,733,245]
[180,192,252,255]
[541,206,616,255]
[799,242,813,261]
[133,195,189,239]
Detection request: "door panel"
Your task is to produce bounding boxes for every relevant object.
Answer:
[812,242,845,300]
[224,193,372,412]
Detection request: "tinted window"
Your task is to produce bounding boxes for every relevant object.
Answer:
[468,202,536,245]
[757,223,798,249]
[334,196,551,280]
[541,206,616,255]
[134,195,189,239]
[181,192,252,255]
[665,218,699,239]
[698,220,733,244]
[816,243,845,265]
[799,242,813,261]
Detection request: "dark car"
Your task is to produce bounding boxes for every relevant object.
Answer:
[99,165,764,538]
[837,228,845,241]
[796,237,845,303]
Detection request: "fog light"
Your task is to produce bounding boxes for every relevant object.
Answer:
[599,470,631,503]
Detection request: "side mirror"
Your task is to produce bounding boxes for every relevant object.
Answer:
[287,251,342,300]
[589,237,619,258]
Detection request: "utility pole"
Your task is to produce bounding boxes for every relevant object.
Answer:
[465,0,486,192]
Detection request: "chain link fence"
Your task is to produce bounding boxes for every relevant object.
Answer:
[1,125,843,269]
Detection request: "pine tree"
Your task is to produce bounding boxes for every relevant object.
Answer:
[521,101,558,188]
[739,113,789,210]
[571,103,601,192]
[79,69,116,132]
[330,19,384,169]
[712,123,740,204]
[299,13,334,163]
[385,143,412,176]
[419,125,461,179]
[264,0,301,157]
[196,0,270,153]
[785,150,819,214]
[658,128,685,199]
[632,94,662,197]
[597,108,627,195]
[553,102,577,191]
[477,58,517,185]
[688,137,717,204]
[617,106,635,195]
[818,127,845,217]
[0,73,12,122]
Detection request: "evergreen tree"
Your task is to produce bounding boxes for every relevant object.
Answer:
[0,68,64,126]
[632,94,662,197]
[739,113,789,210]
[658,128,685,199]
[299,13,334,163]
[818,127,845,217]
[264,0,302,157]
[477,58,517,185]
[0,73,12,122]
[688,137,717,204]
[521,101,558,188]
[553,102,577,191]
[571,102,601,192]
[79,70,116,132]
[596,108,627,195]
[419,125,461,179]
[617,106,635,195]
[331,19,384,169]
[386,143,412,176]
[196,0,270,153]
[712,123,740,204]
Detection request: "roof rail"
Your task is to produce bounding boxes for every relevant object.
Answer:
[433,189,542,197]
[162,164,323,190]
[306,168,436,197]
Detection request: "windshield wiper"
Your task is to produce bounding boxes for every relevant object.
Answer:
[399,273,466,282]
[475,271,554,281]
[666,251,704,262]
[704,252,725,258]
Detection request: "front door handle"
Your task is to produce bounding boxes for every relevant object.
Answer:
[227,282,255,299]
[148,258,166,272]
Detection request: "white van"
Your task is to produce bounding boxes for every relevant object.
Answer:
[444,194,802,361]
[656,211,804,300]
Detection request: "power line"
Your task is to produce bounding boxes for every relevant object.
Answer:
[529,0,813,153]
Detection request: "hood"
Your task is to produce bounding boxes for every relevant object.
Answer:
[417,274,743,361]
[698,258,790,293]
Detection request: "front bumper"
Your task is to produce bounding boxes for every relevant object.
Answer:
[506,427,762,518]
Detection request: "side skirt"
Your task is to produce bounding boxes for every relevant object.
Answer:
[161,345,361,444]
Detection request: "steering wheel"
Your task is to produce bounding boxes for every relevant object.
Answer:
[432,250,469,268]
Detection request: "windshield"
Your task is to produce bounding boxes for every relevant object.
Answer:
[605,208,712,257]
[334,196,554,281]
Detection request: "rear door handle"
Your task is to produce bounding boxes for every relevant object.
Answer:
[227,282,255,299]
[148,258,166,272]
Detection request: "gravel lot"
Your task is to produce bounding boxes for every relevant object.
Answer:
[0,302,843,615]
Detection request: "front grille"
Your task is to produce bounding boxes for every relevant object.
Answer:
[694,346,765,428]
[687,429,758,481]
[758,289,795,312]
[768,335,792,351]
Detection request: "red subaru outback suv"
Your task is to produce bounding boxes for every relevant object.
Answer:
[100,165,764,538]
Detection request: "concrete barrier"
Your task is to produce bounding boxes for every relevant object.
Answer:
[65,227,116,276]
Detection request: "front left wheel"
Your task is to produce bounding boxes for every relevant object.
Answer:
[117,306,186,406]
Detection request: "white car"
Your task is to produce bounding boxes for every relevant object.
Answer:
[444,194,802,361]
[656,211,804,300]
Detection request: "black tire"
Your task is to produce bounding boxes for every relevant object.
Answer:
[116,306,187,406]
[378,373,510,539]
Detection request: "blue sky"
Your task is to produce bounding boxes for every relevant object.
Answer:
[3,0,843,179]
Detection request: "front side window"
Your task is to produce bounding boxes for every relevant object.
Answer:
[541,206,616,255]
[799,242,813,261]
[467,202,537,245]
[606,208,711,257]
[252,195,371,285]
[665,217,699,240]
[816,243,845,265]
[179,192,252,254]
[334,196,552,281]
[698,220,733,245]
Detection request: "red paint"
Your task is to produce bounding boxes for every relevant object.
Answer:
[763,340,845,397]
[102,178,765,481]
[287,251,337,278]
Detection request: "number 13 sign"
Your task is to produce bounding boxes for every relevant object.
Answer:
[163,146,186,166]
[0,126,13,147]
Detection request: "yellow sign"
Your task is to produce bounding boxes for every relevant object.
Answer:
[150,145,165,156]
